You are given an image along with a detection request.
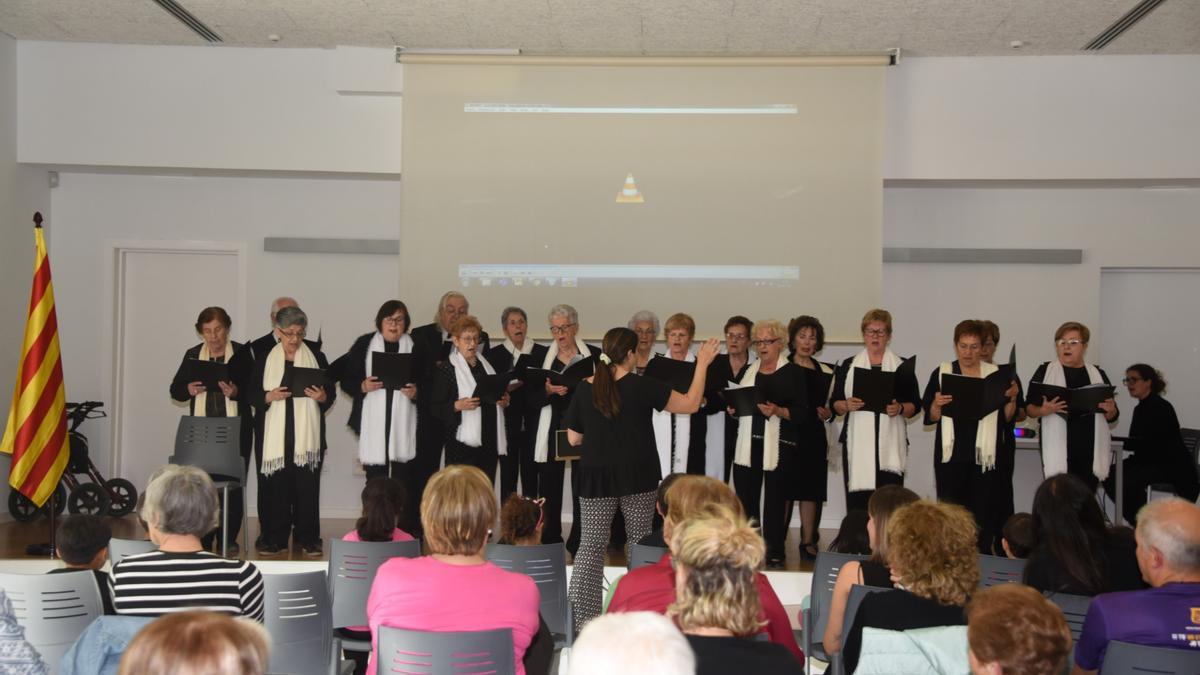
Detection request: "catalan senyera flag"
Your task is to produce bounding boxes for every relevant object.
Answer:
[1,214,69,507]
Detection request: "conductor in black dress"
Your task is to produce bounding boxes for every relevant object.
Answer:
[169,305,253,553]
[483,306,548,498]
[410,291,490,535]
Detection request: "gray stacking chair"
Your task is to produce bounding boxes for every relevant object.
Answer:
[626,543,668,570]
[0,570,104,672]
[170,415,246,558]
[1099,640,1200,674]
[108,537,157,565]
[328,538,420,655]
[977,554,1026,588]
[800,551,869,674]
[262,570,354,675]
[828,584,889,675]
[485,542,574,647]
[1045,590,1092,671]
[376,625,515,675]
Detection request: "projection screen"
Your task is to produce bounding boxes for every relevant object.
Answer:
[399,56,885,340]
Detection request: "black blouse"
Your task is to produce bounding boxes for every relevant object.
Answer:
[1126,393,1192,466]
[1027,362,1118,471]
[921,362,1008,465]
[431,358,499,453]
[830,359,921,445]
[564,374,672,498]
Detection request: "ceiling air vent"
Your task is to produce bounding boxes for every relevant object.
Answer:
[149,0,222,43]
[1083,0,1167,50]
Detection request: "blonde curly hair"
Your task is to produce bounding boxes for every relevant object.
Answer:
[667,505,767,637]
[886,501,980,606]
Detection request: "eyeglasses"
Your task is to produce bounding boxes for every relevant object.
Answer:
[456,334,480,344]
[666,331,691,341]
[956,343,981,352]
[279,329,306,340]
[549,323,577,335]
[634,328,656,336]
[382,315,406,326]
[1056,339,1085,347]
[725,333,748,341]
[751,338,781,348]
[863,329,888,338]
[1121,377,1143,385]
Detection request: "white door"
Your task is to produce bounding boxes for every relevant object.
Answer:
[113,248,241,494]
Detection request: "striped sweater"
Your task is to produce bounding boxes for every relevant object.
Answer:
[111,550,265,621]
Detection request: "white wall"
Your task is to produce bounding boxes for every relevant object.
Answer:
[48,171,402,517]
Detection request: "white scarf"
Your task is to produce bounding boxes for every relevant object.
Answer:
[1040,361,1111,480]
[359,332,416,465]
[450,349,508,456]
[843,349,908,491]
[733,352,790,471]
[194,340,237,418]
[503,338,534,359]
[938,361,999,470]
[261,342,321,475]
[533,336,592,462]
[652,351,695,476]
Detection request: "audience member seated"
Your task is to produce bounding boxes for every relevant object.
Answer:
[843,500,979,674]
[1073,498,1200,674]
[0,589,48,674]
[828,509,871,556]
[497,493,545,546]
[111,465,264,620]
[1000,512,1034,559]
[366,465,549,675]
[50,514,116,615]
[343,477,415,543]
[606,475,802,659]
[638,472,683,548]
[823,485,920,655]
[1023,473,1144,595]
[670,506,804,674]
[967,584,1072,675]
[118,611,269,675]
[568,612,695,675]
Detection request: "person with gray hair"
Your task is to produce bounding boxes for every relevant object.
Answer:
[568,612,695,675]
[408,291,490,537]
[628,310,661,375]
[111,465,264,619]
[250,305,335,557]
[1072,497,1200,674]
[485,306,548,499]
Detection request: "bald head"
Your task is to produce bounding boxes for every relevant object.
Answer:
[1136,498,1200,583]
[269,297,298,324]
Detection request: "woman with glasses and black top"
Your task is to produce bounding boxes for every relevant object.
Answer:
[706,316,754,483]
[1025,321,1118,492]
[1105,363,1200,524]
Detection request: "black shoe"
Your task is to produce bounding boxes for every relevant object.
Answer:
[222,542,241,558]
[256,541,286,557]
[766,556,786,570]
[799,544,818,561]
[302,543,324,558]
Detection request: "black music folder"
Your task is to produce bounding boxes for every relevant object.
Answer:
[643,356,696,394]
[724,384,762,417]
[1027,381,1116,415]
[756,367,801,406]
[283,366,331,398]
[802,367,834,408]
[510,353,538,382]
[554,429,580,461]
[939,371,1011,421]
[183,358,229,390]
[852,356,915,414]
[471,373,511,405]
[371,352,415,390]
[527,357,596,388]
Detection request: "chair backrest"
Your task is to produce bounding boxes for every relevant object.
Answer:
[830,584,890,675]
[1100,640,1200,675]
[627,543,668,571]
[172,415,244,479]
[262,570,333,675]
[328,538,420,630]
[108,537,157,566]
[485,543,568,637]
[376,625,515,675]
[809,552,870,642]
[1044,591,1091,641]
[978,554,1026,588]
[1181,428,1200,465]
[0,570,104,672]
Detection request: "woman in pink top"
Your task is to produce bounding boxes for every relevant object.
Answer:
[366,465,543,675]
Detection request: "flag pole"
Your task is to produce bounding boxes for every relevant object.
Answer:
[24,213,58,558]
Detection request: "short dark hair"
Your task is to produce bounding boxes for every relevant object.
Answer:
[1002,512,1034,558]
[723,316,752,337]
[656,473,684,516]
[953,319,986,344]
[194,306,232,333]
[373,300,410,333]
[1126,363,1167,395]
[787,315,825,352]
[56,514,112,566]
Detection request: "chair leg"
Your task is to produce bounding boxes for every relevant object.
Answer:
[221,486,230,558]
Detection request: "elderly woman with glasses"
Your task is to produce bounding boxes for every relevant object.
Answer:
[708,316,755,483]
[1025,321,1118,491]
[250,305,335,557]
[923,320,1018,551]
[1104,363,1199,523]
[830,308,921,512]
[529,304,602,551]
[628,310,660,375]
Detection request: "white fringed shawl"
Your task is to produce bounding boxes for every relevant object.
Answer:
[359,332,416,465]
[843,349,908,491]
[1039,361,1111,480]
[261,342,321,475]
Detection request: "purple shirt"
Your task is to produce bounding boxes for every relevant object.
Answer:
[1075,582,1200,670]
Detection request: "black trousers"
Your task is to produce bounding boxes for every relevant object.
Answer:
[733,464,792,559]
[253,440,273,547]
[200,454,249,552]
[1104,455,1200,524]
[411,409,445,537]
[842,443,904,512]
[499,426,538,499]
[538,458,578,550]
[444,439,498,484]
[260,451,323,549]
[934,460,994,553]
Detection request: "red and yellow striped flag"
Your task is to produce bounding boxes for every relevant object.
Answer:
[1,214,69,507]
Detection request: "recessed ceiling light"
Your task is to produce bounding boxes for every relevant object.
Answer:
[268,34,280,42]
[1009,40,1025,49]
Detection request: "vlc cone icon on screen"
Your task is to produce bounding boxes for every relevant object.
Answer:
[616,173,645,203]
